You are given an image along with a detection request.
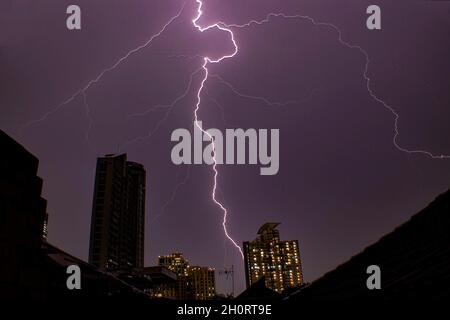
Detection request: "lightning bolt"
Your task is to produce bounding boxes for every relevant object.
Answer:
[189,5,450,260]
[192,0,244,259]
[18,0,449,267]
[220,13,450,159]
[18,0,246,259]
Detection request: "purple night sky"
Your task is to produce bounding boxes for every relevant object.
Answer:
[1,0,450,294]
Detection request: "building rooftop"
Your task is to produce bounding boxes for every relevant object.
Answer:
[257,222,281,234]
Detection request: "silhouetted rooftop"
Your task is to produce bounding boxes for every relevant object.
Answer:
[257,222,281,234]
[284,188,450,302]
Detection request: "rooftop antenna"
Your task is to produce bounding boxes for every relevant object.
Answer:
[219,265,235,297]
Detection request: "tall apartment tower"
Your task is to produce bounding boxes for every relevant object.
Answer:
[243,223,303,293]
[88,154,146,271]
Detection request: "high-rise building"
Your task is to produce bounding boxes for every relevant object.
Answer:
[157,252,216,300]
[243,223,303,293]
[88,154,146,271]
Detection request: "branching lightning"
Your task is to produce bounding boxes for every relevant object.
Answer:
[19,2,187,136]
[192,0,244,259]
[189,5,450,261]
[220,13,450,159]
[18,0,450,267]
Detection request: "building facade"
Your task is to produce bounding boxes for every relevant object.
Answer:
[243,223,303,293]
[88,154,146,271]
[188,266,216,300]
[157,252,216,300]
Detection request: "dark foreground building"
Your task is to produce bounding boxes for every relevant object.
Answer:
[89,154,146,271]
[0,130,47,298]
[0,130,164,301]
[283,188,450,303]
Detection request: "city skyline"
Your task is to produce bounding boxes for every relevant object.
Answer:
[87,152,304,296]
[1,128,450,303]
[2,0,450,295]
[158,252,216,300]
